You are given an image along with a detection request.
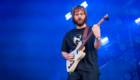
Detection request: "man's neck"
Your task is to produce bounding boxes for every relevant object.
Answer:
[76,23,86,29]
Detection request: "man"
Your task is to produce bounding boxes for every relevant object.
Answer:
[61,5,101,80]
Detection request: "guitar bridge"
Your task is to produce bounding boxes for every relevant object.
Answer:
[68,61,75,69]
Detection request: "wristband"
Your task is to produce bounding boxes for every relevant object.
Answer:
[96,37,101,40]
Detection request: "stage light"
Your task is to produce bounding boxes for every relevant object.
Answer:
[135,18,140,25]
[65,12,72,20]
[81,1,88,8]
[101,37,109,45]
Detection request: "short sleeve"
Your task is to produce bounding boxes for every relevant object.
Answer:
[61,34,70,53]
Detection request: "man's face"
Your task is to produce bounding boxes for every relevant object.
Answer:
[73,9,86,26]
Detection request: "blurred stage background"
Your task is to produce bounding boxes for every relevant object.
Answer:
[0,0,140,80]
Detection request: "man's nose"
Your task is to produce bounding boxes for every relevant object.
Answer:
[78,15,82,18]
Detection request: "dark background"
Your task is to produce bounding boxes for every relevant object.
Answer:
[0,0,140,80]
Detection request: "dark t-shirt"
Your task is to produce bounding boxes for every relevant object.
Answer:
[61,26,100,75]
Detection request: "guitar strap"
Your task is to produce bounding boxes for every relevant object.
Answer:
[82,25,89,42]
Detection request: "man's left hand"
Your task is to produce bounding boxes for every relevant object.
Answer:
[92,24,101,38]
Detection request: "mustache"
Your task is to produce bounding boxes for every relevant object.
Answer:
[78,19,83,20]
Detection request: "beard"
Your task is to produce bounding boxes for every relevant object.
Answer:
[73,18,86,26]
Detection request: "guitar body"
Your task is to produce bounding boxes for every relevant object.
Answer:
[66,41,85,72]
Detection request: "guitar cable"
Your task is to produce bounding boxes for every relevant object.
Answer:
[61,66,66,80]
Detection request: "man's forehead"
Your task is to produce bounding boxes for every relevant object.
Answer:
[75,9,84,13]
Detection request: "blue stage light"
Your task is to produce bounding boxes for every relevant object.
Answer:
[135,18,140,25]
[101,37,109,45]
[81,1,88,8]
[65,12,72,20]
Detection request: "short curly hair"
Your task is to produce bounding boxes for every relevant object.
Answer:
[72,5,88,24]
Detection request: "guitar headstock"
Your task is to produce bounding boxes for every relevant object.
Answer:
[104,14,109,21]
[97,14,109,26]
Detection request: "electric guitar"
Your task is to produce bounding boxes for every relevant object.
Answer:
[66,14,109,72]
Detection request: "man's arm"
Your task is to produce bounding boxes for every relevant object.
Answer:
[62,51,68,60]
[62,51,74,61]
[94,39,101,50]
[92,24,101,50]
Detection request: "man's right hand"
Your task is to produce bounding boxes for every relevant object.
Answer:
[67,53,74,62]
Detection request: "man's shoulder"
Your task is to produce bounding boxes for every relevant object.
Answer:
[66,28,76,34]
[63,28,76,38]
[88,26,92,29]
[69,27,77,31]
[87,26,92,32]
